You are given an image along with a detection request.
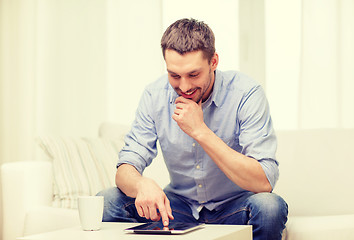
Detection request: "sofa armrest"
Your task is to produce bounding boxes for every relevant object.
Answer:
[1,161,53,240]
[23,206,80,236]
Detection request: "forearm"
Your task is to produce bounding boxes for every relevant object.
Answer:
[115,164,144,198]
[194,124,272,193]
[115,163,173,225]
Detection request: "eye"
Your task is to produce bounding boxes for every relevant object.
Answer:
[189,73,199,78]
[170,74,180,79]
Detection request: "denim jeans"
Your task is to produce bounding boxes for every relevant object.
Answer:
[97,187,288,240]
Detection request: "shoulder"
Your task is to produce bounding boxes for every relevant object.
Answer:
[144,74,171,94]
[219,70,261,93]
[139,74,176,108]
[215,70,263,105]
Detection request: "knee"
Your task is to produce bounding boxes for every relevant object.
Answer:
[97,187,120,200]
[96,187,134,222]
[247,192,288,220]
[246,193,288,239]
[96,187,125,208]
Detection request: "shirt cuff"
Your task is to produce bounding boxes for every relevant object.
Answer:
[259,159,279,190]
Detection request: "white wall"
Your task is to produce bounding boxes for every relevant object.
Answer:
[265,0,354,130]
[162,0,239,72]
[35,0,108,137]
[106,0,164,125]
[265,0,301,130]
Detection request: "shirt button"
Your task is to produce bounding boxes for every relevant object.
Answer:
[196,165,200,169]
[192,143,196,147]
[198,184,203,188]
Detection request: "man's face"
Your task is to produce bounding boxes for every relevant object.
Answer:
[165,49,218,103]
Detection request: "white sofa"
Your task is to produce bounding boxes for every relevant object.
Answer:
[274,128,354,239]
[2,123,354,240]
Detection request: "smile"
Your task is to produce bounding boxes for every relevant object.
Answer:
[181,89,197,98]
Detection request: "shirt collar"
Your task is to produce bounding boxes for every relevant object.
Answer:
[209,69,222,108]
[169,84,179,104]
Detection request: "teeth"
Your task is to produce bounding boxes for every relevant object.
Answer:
[184,90,195,95]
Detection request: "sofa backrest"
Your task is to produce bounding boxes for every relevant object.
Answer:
[274,128,354,217]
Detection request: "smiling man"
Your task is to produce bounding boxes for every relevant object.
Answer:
[97,18,288,240]
[166,49,215,103]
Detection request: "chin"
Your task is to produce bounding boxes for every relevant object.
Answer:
[194,96,203,103]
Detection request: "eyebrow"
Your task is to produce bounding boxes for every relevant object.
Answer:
[167,68,202,75]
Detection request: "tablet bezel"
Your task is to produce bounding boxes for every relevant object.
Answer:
[124,222,205,235]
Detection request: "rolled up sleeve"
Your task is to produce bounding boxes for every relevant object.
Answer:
[238,85,279,189]
[117,88,158,174]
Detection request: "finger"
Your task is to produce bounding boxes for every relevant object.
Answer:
[136,203,145,218]
[165,199,174,220]
[156,201,169,227]
[142,205,150,220]
[175,103,184,109]
[148,205,160,222]
[172,114,177,122]
[175,96,189,104]
[174,108,182,116]
[156,212,162,222]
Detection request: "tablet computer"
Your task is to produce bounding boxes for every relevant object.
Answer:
[124,222,205,234]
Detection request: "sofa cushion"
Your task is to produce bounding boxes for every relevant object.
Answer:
[37,137,124,208]
[284,214,354,240]
[274,129,354,216]
[23,206,80,236]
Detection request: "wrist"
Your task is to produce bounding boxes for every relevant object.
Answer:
[135,176,147,190]
[193,123,213,142]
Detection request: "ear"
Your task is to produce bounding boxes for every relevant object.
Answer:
[210,53,219,71]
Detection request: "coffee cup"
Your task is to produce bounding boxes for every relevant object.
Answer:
[78,196,104,231]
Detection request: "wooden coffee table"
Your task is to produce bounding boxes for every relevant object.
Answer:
[18,222,252,240]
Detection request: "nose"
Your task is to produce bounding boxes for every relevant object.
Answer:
[179,77,192,93]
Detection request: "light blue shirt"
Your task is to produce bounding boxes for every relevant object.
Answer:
[118,70,279,219]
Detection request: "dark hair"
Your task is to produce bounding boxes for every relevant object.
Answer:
[161,18,215,63]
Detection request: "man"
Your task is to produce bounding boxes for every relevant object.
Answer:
[98,18,288,239]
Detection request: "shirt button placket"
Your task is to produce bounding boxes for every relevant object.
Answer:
[194,142,205,203]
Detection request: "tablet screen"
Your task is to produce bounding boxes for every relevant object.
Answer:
[125,222,205,234]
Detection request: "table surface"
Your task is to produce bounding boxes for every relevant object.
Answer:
[18,222,252,240]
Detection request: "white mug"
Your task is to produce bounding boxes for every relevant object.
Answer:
[78,196,104,231]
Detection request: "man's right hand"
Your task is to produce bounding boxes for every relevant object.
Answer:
[135,177,174,227]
